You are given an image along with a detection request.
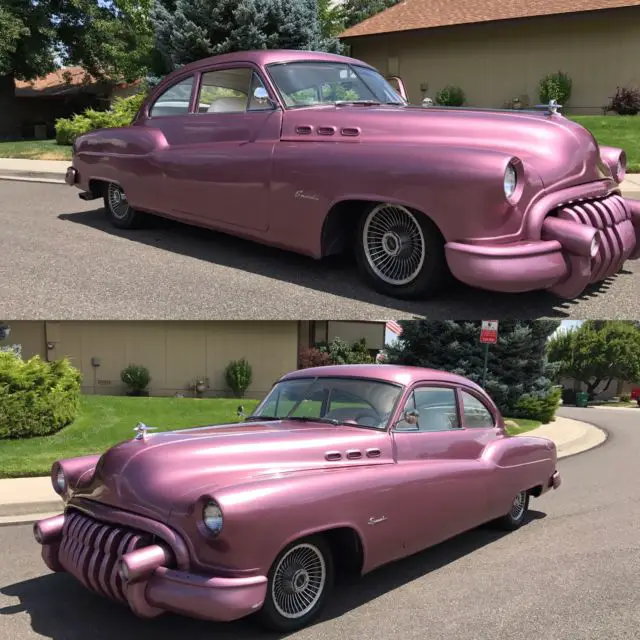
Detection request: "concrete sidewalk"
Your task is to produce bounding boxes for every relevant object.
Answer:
[0,415,606,525]
[0,157,640,195]
[0,158,68,184]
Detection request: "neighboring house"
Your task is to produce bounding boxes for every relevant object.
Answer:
[340,0,640,113]
[3,320,387,398]
[560,376,634,400]
[13,67,139,139]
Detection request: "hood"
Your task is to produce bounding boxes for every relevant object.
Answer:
[72,420,392,521]
[281,105,610,189]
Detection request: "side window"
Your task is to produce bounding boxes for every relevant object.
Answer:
[149,76,194,117]
[197,68,253,114]
[396,387,459,432]
[462,391,495,428]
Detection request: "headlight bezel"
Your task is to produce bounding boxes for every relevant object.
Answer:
[52,464,66,495]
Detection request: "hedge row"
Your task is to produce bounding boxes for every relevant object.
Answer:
[0,352,82,439]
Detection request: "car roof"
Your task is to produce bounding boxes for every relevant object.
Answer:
[177,49,374,72]
[279,364,485,392]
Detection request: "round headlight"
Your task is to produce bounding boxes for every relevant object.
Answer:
[203,501,223,535]
[504,163,517,199]
[615,153,627,183]
[54,467,66,494]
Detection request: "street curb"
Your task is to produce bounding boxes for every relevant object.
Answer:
[556,420,610,461]
[0,498,63,518]
[0,173,65,185]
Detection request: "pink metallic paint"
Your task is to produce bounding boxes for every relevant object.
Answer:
[35,364,560,627]
[67,50,639,299]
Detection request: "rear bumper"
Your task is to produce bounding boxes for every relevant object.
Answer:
[446,193,640,299]
[551,470,561,489]
[34,510,267,623]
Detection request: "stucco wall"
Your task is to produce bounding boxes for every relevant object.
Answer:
[4,321,299,398]
[347,7,640,113]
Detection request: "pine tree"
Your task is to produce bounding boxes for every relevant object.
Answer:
[386,320,561,417]
[340,0,401,29]
[151,0,341,74]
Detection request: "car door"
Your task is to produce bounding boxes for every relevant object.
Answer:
[391,384,491,555]
[142,65,282,231]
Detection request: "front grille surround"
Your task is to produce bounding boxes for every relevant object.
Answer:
[550,193,634,283]
[59,509,153,604]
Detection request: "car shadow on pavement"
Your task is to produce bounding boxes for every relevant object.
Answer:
[0,512,545,640]
[58,207,625,319]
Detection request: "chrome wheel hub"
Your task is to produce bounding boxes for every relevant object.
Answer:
[107,183,130,220]
[363,204,426,286]
[271,542,326,619]
[510,491,527,521]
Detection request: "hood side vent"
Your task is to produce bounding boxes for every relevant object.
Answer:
[296,125,313,135]
[325,451,342,461]
[366,448,382,458]
[346,449,363,460]
[341,127,361,137]
[317,126,336,136]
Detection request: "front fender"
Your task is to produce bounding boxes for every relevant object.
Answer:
[167,466,397,576]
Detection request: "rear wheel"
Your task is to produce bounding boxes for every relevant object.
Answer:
[104,182,144,229]
[256,536,333,632]
[355,203,450,299]
[493,490,530,531]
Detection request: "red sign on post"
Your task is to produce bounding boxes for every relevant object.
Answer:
[480,320,499,344]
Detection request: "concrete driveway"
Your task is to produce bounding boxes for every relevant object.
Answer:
[1,181,639,320]
[0,407,638,639]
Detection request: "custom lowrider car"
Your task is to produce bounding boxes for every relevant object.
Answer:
[34,364,561,631]
[65,49,639,301]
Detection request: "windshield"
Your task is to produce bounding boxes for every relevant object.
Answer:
[251,376,404,430]
[267,61,407,108]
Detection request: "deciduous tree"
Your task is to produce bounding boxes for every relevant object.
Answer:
[547,321,640,397]
[340,0,401,29]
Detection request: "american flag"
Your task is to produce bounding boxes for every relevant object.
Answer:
[386,321,403,336]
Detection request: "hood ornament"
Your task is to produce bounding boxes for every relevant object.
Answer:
[134,422,156,441]
[535,99,562,115]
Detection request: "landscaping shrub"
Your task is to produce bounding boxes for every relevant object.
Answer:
[55,91,147,145]
[299,347,331,369]
[120,364,151,395]
[511,387,562,424]
[607,87,640,116]
[620,393,631,403]
[435,85,466,107]
[0,352,82,440]
[538,71,572,105]
[225,358,253,397]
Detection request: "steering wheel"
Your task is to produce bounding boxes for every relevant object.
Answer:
[325,407,382,427]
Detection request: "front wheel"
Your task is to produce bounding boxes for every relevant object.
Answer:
[256,536,334,632]
[493,490,530,531]
[104,182,145,229]
[355,203,451,299]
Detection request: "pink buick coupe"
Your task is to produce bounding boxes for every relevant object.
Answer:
[34,364,561,631]
[64,49,639,301]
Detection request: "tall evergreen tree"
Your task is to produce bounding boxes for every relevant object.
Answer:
[386,320,561,417]
[152,0,341,74]
[340,0,401,29]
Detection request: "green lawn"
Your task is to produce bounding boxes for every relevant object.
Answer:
[0,395,259,478]
[504,418,542,436]
[570,115,640,172]
[0,139,71,161]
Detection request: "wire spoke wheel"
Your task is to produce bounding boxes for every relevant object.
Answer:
[363,203,426,286]
[271,542,326,620]
[510,491,527,521]
[107,183,130,220]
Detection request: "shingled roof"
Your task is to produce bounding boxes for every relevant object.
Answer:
[340,0,640,38]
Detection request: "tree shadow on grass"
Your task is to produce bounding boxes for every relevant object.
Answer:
[58,207,626,320]
[1,511,546,640]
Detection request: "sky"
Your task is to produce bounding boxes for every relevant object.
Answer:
[383,319,583,346]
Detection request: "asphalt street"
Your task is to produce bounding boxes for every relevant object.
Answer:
[1,181,638,320]
[0,407,638,640]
